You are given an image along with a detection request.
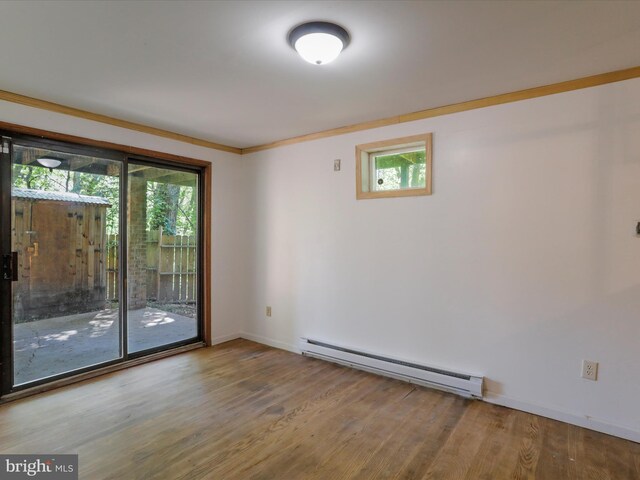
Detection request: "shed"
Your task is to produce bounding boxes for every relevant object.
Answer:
[12,188,111,321]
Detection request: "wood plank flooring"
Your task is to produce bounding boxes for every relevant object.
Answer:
[0,339,638,479]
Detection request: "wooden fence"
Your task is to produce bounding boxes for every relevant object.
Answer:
[106,229,197,303]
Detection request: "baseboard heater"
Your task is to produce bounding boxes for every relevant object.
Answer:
[299,338,483,399]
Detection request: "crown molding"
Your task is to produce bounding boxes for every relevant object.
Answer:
[0,90,241,154]
[2,66,639,157]
[241,66,640,154]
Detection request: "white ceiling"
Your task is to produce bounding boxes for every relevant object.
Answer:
[1,0,639,149]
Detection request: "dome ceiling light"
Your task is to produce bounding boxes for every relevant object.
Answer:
[288,21,351,65]
[37,156,63,171]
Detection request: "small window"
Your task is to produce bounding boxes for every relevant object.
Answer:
[356,133,432,199]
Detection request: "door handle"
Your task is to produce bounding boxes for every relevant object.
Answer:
[2,252,18,281]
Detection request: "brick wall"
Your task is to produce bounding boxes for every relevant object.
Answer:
[128,175,147,310]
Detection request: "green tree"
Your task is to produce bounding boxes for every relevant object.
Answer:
[147,182,196,236]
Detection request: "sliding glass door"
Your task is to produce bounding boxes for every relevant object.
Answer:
[8,141,123,386]
[0,133,204,394]
[127,162,199,354]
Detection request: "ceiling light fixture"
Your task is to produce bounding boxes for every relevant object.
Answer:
[37,156,63,171]
[288,21,350,65]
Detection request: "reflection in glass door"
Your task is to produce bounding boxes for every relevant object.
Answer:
[127,163,199,354]
[10,143,122,385]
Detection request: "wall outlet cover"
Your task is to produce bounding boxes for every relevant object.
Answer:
[581,360,598,381]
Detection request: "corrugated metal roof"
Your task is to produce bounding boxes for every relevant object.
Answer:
[12,188,111,206]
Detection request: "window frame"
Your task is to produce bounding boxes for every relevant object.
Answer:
[0,121,212,401]
[356,133,432,200]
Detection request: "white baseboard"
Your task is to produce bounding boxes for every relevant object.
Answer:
[238,333,640,444]
[240,332,299,354]
[484,391,640,444]
[210,333,242,345]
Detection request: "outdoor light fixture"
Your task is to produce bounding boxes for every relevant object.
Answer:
[288,21,350,65]
[37,156,62,171]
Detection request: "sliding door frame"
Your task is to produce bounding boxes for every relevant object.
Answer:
[0,121,212,400]
[125,155,205,359]
[1,133,128,394]
[0,135,13,396]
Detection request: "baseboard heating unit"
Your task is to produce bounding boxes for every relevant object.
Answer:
[299,338,483,399]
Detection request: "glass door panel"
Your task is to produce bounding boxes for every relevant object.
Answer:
[127,163,199,353]
[11,144,122,385]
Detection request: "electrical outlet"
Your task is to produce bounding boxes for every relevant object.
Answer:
[266,306,272,317]
[334,159,341,171]
[581,360,598,381]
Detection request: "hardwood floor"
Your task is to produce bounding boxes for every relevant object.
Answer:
[0,339,638,479]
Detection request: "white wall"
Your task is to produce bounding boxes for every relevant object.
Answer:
[243,78,640,441]
[3,78,640,442]
[0,101,250,343]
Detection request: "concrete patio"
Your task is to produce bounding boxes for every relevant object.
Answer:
[13,307,197,385]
